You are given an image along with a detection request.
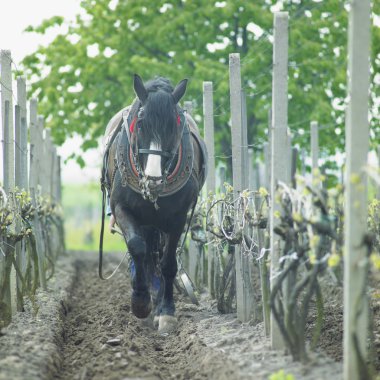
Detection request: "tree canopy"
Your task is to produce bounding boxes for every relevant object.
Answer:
[22,0,379,169]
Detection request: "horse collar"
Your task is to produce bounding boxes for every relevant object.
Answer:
[116,106,194,204]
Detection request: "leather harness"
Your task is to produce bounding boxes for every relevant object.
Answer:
[101,101,201,206]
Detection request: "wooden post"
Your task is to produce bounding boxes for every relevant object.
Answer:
[310,121,319,172]
[29,99,38,191]
[1,50,18,319]
[241,90,249,189]
[1,101,17,319]
[57,156,62,204]
[45,128,54,198]
[2,102,14,195]
[38,116,48,196]
[300,148,306,177]
[17,77,29,294]
[182,100,193,274]
[229,53,253,322]
[1,50,14,192]
[248,148,256,191]
[286,132,293,185]
[264,108,272,191]
[377,145,380,200]
[188,238,198,287]
[17,77,28,190]
[203,81,216,298]
[291,147,298,189]
[270,12,289,350]
[14,104,25,311]
[310,121,319,188]
[344,1,371,379]
[29,100,47,290]
[14,105,22,189]
[263,143,270,190]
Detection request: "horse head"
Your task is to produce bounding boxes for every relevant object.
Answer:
[132,75,188,181]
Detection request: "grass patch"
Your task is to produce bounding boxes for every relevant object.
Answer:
[62,182,125,252]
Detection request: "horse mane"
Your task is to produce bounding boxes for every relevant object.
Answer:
[139,77,180,149]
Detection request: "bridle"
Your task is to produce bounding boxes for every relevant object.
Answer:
[122,105,186,208]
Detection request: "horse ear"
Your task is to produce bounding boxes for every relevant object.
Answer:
[133,74,148,104]
[172,79,188,104]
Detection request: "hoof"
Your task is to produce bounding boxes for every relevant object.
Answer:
[131,292,152,319]
[158,315,177,334]
[153,315,159,329]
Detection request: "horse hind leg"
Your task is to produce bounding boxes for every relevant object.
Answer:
[115,205,152,319]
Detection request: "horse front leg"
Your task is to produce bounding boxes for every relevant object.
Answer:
[157,229,182,333]
[114,204,152,319]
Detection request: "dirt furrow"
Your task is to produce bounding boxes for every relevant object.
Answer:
[54,255,238,380]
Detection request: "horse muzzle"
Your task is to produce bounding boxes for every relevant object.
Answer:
[139,175,166,207]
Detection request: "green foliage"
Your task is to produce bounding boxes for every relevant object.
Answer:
[368,199,380,270]
[21,0,379,167]
[269,369,295,380]
[62,182,125,251]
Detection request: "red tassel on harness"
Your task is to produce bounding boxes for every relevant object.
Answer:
[130,117,137,133]
[177,115,181,125]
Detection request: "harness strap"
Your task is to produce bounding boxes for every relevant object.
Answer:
[138,148,173,158]
[98,184,107,280]
[99,182,128,280]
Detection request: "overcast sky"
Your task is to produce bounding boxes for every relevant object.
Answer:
[0,0,80,64]
[0,0,102,184]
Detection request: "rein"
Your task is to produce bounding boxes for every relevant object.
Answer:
[99,117,128,281]
[99,181,128,281]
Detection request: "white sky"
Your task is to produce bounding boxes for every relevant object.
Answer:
[0,0,101,184]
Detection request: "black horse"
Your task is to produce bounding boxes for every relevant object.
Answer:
[103,75,207,332]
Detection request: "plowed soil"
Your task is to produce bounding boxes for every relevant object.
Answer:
[51,253,344,380]
[4,251,379,379]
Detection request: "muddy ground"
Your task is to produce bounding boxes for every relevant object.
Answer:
[1,251,378,379]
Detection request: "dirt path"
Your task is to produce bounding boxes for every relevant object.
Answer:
[53,253,343,380]
[0,252,349,380]
[54,254,238,380]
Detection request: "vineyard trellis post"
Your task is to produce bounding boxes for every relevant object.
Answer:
[291,147,297,189]
[1,51,14,193]
[203,81,216,298]
[29,99,47,290]
[17,76,28,190]
[241,90,249,185]
[263,142,270,191]
[248,148,256,192]
[310,121,319,188]
[16,77,28,290]
[300,148,306,176]
[15,77,28,311]
[286,134,293,185]
[377,145,380,200]
[265,107,272,191]
[1,50,18,316]
[14,103,24,310]
[270,12,289,349]
[343,0,371,379]
[229,53,254,322]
